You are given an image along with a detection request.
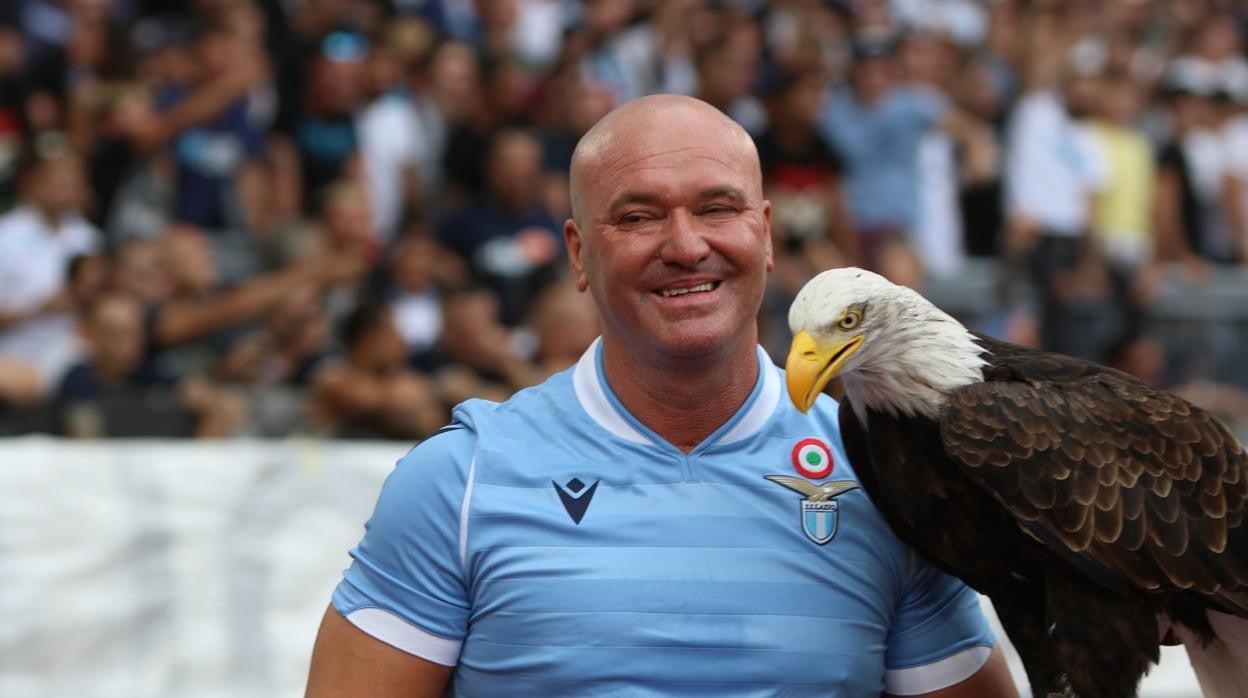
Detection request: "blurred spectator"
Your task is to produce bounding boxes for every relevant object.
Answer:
[0,356,41,407]
[300,180,381,323]
[112,237,171,306]
[900,31,976,279]
[66,249,109,304]
[311,179,381,262]
[1155,60,1222,271]
[437,127,562,323]
[385,233,465,369]
[414,39,481,203]
[755,66,852,356]
[0,135,98,393]
[435,281,543,404]
[286,30,369,215]
[216,283,331,389]
[7,0,1248,438]
[537,73,614,221]
[760,0,848,77]
[157,16,270,237]
[576,0,698,107]
[58,291,246,438]
[1106,330,1168,387]
[309,303,446,439]
[86,83,159,236]
[1086,72,1156,274]
[147,224,364,376]
[441,52,534,202]
[955,51,1011,259]
[695,18,765,134]
[1005,47,1110,357]
[358,19,433,243]
[819,34,994,285]
[525,277,600,376]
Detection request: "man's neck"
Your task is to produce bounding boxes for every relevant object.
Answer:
[32,204,68,232]
[600,336,760,454]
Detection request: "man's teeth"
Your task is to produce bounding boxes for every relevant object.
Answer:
[661,282,716,297]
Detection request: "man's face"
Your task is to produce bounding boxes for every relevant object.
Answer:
[27,154,86,215]
[566,110,773,362]
[487,132,542,209]
[356,314,406,371]
[163,227,219,294]
[89,296,144,374]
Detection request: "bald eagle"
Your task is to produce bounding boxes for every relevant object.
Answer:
[786,268,1248,698]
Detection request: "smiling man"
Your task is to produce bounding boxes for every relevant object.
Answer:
[307,95,1017,697]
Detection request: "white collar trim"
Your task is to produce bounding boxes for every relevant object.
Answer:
[720,346,781,445]
[572,338,650,444]
[571,338,781,446]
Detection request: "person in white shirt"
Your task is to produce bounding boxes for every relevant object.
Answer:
[1005,63,1108,357]
[0,136,102,393]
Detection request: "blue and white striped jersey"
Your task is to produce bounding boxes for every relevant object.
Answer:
[332,338,994,696]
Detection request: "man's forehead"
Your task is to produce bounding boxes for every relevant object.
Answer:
[569,95,761,221]
[590,141,757,200]
[604,183,749,210]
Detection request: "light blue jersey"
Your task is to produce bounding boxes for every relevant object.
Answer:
[333,339,994,696]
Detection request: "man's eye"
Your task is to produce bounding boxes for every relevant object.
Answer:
[620,212,651,224]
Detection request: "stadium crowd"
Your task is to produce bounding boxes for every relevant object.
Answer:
[2,0,1248,439]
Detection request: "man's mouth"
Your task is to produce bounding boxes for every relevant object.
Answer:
[658,281,720,297]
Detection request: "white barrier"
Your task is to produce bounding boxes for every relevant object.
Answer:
[0,437,1203,697]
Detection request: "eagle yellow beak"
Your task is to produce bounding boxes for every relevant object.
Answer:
[786,331,863,413]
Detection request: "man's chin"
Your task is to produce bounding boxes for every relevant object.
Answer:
[641,322,754,362]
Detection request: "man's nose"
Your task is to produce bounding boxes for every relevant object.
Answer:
[658,209,711,267]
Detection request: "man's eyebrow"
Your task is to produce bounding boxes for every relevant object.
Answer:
[605,187,748,214]
[698,186,748,203]
[606,191,664,213]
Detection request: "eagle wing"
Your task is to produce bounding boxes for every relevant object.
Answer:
[940,338,1248,612]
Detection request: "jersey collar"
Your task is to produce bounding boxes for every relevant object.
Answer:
[571,337,782,449]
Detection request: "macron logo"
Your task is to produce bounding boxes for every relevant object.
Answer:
[552,477,599,525]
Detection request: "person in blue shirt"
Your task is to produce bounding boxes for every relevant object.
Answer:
[307,94,1018,697]
[818,36,995,278]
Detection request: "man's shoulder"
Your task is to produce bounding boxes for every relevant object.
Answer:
[64,216,103,249]
[392,421,480,487]
[396,369,581,485]
[0,206,36,237]
[455,366,578,433]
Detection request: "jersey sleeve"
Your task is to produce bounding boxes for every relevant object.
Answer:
[883,551,996,695]
[331,425,477,666]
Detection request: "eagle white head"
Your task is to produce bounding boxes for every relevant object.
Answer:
[786,268,988,422]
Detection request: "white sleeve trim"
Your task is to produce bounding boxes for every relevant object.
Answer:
[344,607,462,667]
[884,645,992,695]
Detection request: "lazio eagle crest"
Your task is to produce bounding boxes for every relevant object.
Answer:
[765,475,860,545]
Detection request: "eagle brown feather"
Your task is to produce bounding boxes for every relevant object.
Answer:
[941,334,1248,614]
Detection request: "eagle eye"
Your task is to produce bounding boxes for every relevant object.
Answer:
[838,309,862,331]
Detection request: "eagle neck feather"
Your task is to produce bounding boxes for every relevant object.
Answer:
[842,296,988,424]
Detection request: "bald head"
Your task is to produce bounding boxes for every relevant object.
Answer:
[569,94,762,229]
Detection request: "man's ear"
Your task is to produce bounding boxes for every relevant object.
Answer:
[564,219,589,292]
[761,200,774,273]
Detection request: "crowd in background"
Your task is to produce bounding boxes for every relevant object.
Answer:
[2,0,1248,440]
